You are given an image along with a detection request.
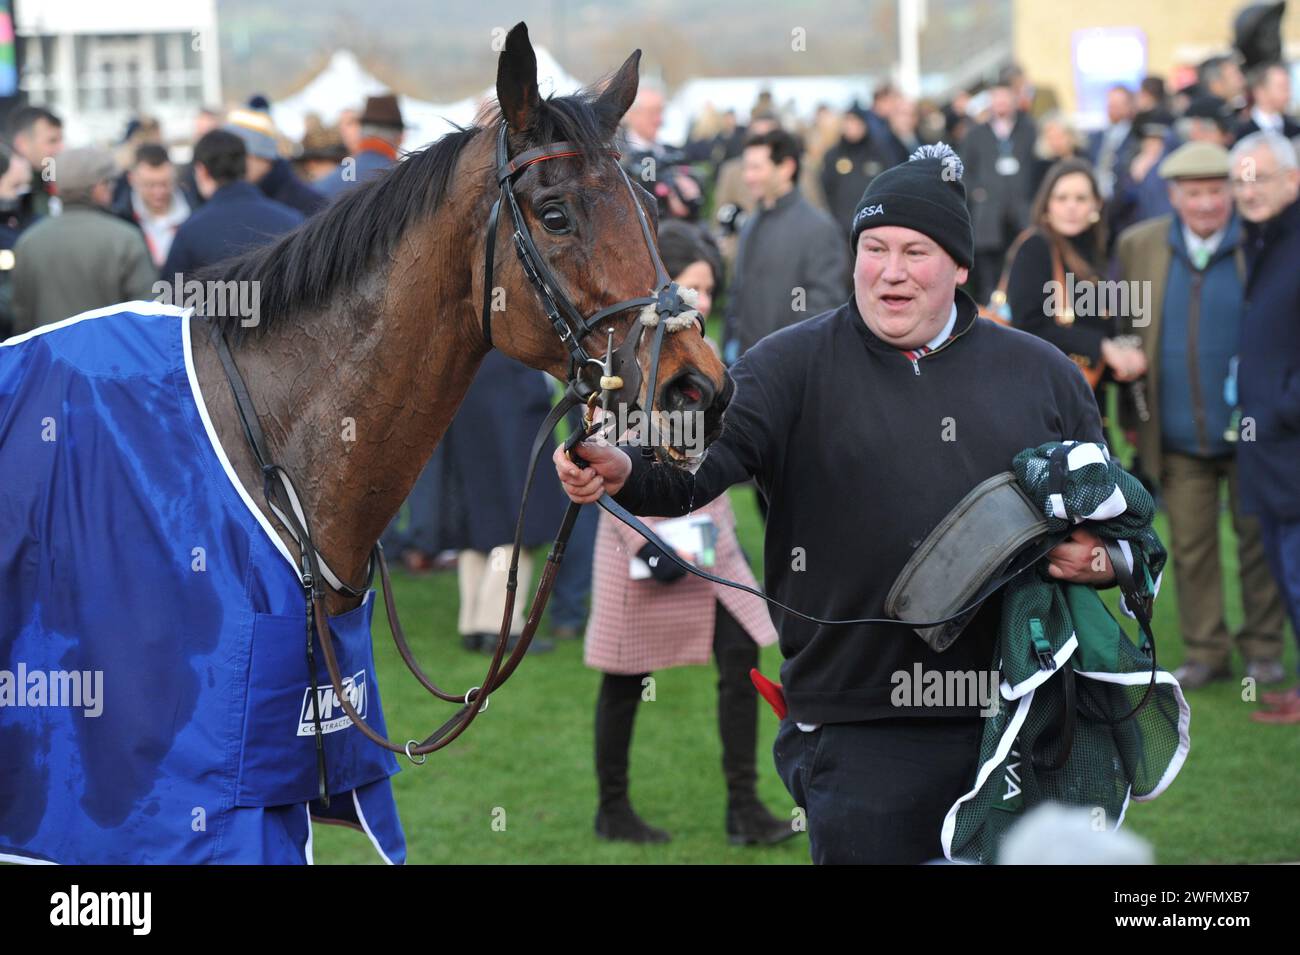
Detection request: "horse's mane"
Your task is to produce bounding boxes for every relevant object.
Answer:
[208,86,625,341]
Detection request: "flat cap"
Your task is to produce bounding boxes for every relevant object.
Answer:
[55,147,118,200]
[1158,140,1231,180]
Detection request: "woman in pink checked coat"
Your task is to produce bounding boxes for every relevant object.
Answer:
[585,222,793,849]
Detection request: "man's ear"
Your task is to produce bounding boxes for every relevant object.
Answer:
[955,265,970,286]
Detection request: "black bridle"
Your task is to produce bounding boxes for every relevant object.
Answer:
[210,120,708,799]
[481,123,703,412]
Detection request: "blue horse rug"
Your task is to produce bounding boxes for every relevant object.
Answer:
[0,303,405,864]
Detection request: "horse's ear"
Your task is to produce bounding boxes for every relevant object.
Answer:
[595,49,642,132]
[496,22,539,131]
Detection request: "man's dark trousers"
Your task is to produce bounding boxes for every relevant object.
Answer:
[1258,516,1300,672]
[773,716,982,864]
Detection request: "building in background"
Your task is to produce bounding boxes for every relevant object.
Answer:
[1013,0,1300,126]
[15,0,221,143]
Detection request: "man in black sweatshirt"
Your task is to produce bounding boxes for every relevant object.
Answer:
[554,144,1115,864]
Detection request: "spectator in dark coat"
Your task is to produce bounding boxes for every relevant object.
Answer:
[1003,158,1146,413]
[820,103,897,233]
[6,105,63,219]
[723,128,852,362]
[0,144,38,338]
[161,130,302,278]
[223,108,325,218]
[1112,110,1178,234]
[1233,62,1300,142]
[960,82,1038,302]
[866,84,909,167]
[433,348,570,655]
[1230,131,1300,723]
[1087,85,1137,203]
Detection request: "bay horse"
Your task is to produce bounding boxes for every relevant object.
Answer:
[0,22,730,864]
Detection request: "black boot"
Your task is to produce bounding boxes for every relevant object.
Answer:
[716,610,796,846]
[594,672,670,844]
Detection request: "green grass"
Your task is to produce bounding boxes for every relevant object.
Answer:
[314,484,1299,865]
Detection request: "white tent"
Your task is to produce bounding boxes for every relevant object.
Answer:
[271,47,586,151]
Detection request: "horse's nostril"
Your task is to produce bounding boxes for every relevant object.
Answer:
[663,371,714,411]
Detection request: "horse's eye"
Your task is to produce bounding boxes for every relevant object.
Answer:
[540,205,571,234]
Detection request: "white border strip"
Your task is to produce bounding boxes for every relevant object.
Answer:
[1001,634,1078,700]
[182,311,302,579]
[304,803,315,865]
[1,299,186,347]
[940,690,1034,861]
[352,789,396,865]
[0,851,57,864]
[1074,668,1191,801]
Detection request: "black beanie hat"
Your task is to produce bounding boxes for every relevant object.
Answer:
[849,142,974,268]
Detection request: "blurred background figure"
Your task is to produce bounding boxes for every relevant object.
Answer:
[109,115,162,214]
[1197,54,1248,112]
[723,128,850,364]
[1030,111,1085,196]
[963,79,1038,303]
[820,103,895,234]
[7,106,63,218]
[295,118,349,183]
[1235,61,1300,139]
[1114,108,1179,233]
[712,106,781,245]
[177,107,224,208]
[1178,95,1237,146]
[1003,158,1144,412]
[1229,131,1300,724]
[12,147,155,335]
[114,143,192,269]
[316,94,406,199]
[162,129,302,276]
[1115,141,1288,691]
[224,107,325,217]
[0,144,36,339]
[1137,75,1168,115]
[433,351,569,656]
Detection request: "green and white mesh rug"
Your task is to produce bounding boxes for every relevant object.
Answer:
[941,442,1190,864]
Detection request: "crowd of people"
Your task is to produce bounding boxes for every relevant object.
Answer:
[0,93,406,337]
[2,38,1298,860]
[557,56,1300,858]
[614,59,1300,710]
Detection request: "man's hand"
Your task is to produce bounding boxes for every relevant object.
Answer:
[1045,526,1116,585]
[553,441,632,504]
